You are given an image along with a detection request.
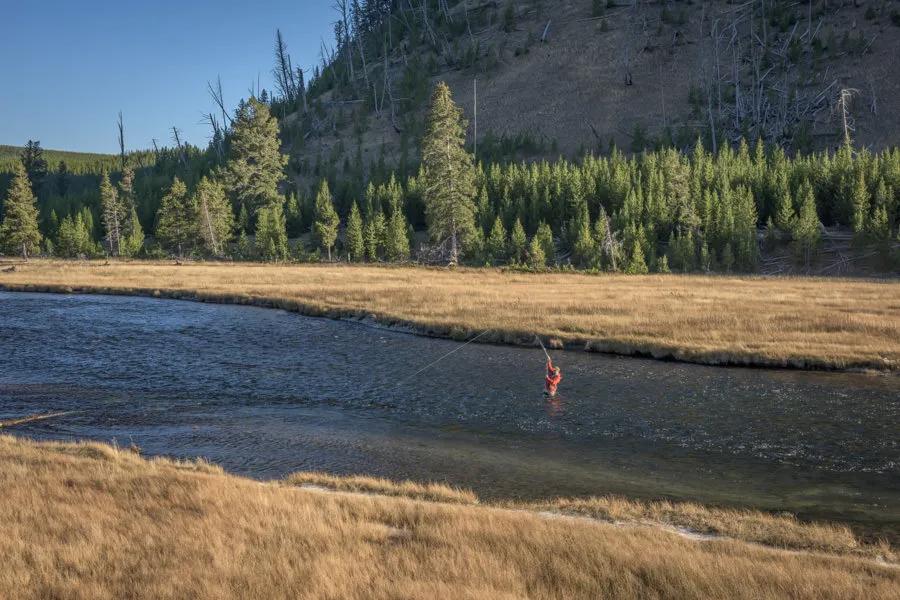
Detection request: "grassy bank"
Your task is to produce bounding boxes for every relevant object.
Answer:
[1,260,898,371]
[1,435,896,599]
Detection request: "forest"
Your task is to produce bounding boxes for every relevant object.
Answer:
[1,0,898,274]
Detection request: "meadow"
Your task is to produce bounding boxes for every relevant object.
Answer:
[1,259,898,371]
[1,435,896,600]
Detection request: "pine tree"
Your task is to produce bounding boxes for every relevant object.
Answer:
[509,218,527,264]
[118,166,144,257]
[534,222,555,266]
[487,216,508,263]
[255,203,289,261]
[237,203,250,233]
[346,202,365,261]
[850,172,869,238]
[792,180,821,266]
[99,171,123,256]
[236,229,252,260]
[155,177,195,257]
[774,188,796,233]
[421,82,477,265]
[527,235,546,269]
[656,254,671,273]
[384,199,411,261]
[222,98,289,215]
[19,141,47,197]
[0,162,42,258]
[284,194,302,237]
[56,213,94,258]
[121,206,145,257]
[720,242,735,272]
[313,180,340,260]
[365,210,386,261]
[572,211,596,268]
[868,204,890,241]
[194,176,234,257]
[625,242,649,274]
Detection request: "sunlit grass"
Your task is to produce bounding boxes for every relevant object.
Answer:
[1,259,898,370]
[1,435,897,599]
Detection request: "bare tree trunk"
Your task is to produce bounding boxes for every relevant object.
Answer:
[117,111,126,170]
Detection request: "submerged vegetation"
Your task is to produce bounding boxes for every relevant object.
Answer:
[0,435,896,599]
[1,261,897,371]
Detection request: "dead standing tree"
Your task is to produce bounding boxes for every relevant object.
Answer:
[698,0,837,149]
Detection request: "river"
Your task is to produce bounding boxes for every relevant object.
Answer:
[1,292,897,538]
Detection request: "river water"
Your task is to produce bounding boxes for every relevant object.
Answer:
[1,292,897,537]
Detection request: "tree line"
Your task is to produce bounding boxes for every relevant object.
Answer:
[2,81,898,272]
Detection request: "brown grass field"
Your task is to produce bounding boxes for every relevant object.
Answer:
[1,259,898,371]
[1,435,897,600]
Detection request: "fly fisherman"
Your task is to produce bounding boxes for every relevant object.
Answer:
[544,359,562,397]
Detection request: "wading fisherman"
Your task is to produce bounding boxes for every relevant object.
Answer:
[544,358,562,397]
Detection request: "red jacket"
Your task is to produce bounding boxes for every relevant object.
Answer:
[545,360,562,392]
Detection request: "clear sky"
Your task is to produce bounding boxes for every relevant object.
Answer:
[0,0,335,154]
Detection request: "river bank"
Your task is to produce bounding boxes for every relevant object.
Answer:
[1,260,898,372]
[1,435,896,599]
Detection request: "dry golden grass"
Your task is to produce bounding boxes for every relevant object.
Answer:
[289,470,894,562]
[518,496,896,562]
[287,471,478,504]
[1,435,898,600]
[1,259,898,370]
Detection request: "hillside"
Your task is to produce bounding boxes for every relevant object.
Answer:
[288,0,900,173]
[0,145,118,175]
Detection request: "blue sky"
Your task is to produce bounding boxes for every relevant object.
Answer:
[0,0,335,154]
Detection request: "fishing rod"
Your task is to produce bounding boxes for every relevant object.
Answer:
[536,336,552,362]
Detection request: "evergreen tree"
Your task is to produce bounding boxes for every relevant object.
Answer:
[509,218,527,264]
[222,98,289,215]
[284,194,303,237]
[19,141,47,196]
[774,188,796,233]
[346,202,365,261]
[720,243,735,272]
[572,212,596,268]
[0,162,42,258]
[534,222,555,266]
[365,210,386,260]
[868,204,890,241]
[121,206,145,257]
[313,180,340,260]
[236,230,252,260]
[237,203,250,232]
[421,82,477,264]
[99,171,123,256]
[487,216,508,263]
[255,203,289,261]
[117,166,143,256]
[194,176,234,256]
[625,242,649,274]
[656,254,671,273]
[850,172,869,239]
[384,199,411,261]
[527,235,546,269]
[155,177,195,256]
[55,213,94,258]
[792,180,821,266]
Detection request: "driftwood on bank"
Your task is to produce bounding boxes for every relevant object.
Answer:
[0,412,73,429]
